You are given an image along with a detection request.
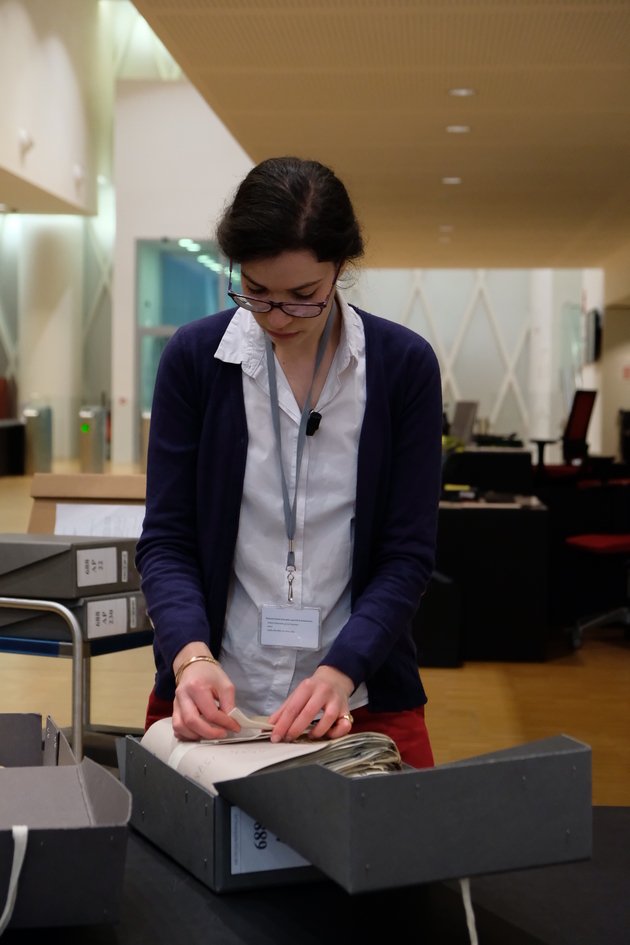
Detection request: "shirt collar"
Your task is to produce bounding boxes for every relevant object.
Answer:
[214,294,363,378]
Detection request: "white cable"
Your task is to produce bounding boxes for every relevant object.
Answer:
[459,877,479,945]
[0,826,28,936]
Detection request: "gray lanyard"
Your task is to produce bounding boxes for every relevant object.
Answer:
[265,300,336,602]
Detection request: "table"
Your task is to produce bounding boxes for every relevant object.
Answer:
[5,807,629,944]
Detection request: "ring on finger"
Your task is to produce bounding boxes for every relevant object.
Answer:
[339,713,354,724]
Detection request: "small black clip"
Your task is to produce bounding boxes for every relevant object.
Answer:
[306,411,322,436]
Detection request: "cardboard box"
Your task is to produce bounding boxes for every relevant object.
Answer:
[0,534,141,598]
[28,473,145,534]
[120,733,591,895]
[0,590,150,641]
[0,714,131,929]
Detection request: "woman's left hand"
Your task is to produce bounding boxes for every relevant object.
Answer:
[268,665,355,742]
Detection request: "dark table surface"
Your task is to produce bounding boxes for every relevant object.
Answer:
[5,807,629,945]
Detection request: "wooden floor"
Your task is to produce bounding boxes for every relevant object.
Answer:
[1,472,629,806]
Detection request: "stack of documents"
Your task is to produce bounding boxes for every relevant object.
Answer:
[141,710,402,795]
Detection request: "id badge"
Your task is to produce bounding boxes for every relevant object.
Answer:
[259,604,321,650]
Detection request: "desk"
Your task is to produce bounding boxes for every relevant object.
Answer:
[4,807,628,944]
[436,497,548,660]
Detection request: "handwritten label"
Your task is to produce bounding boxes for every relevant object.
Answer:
[230,806,310,875]
[86,597,128,639]
[76,547,117,588]
[129,595,137,629]
[122,550,129,583]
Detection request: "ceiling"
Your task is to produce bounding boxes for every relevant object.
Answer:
[131,0,630,268]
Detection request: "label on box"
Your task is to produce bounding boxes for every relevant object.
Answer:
[122,551,129,583]
[87,598,128,639]
[230,807,310,875]
[76,547,118,587]
[129,595,137,629]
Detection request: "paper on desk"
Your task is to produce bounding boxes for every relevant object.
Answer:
[141,717,327,795]
[55,503,146,538]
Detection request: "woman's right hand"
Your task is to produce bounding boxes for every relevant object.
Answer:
[172,643,241,741]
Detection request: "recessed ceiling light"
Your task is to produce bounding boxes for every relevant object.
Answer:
[186,242,201,252]
[449,88,475,97]
[439,236,451,244]
[446,125,470,134]
[442,177,462,185]
[178,238,194,247]
[439,225,454,232]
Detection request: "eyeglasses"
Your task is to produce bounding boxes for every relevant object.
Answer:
[227,262,341,319]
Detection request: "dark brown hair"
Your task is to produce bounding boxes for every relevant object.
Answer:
[217,157,364,266]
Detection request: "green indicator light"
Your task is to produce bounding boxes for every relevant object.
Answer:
[81,423,90,433]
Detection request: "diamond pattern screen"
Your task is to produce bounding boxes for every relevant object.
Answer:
[345,268,536,439]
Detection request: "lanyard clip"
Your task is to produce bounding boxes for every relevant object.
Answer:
[286,565,296,603]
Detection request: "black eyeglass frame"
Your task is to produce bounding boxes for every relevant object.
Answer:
[227,262,342,319]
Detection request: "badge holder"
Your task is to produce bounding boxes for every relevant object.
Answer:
[259,603,322,650]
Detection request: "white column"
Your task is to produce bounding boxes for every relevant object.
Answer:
[581,268,604,455]
[529,270,554,444]
[18,216,84,459]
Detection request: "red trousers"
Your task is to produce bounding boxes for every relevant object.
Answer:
[145,690,434,770]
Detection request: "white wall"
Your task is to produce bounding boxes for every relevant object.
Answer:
[601,309,630,458]
[112,79,253,462]
[0,0,105,214]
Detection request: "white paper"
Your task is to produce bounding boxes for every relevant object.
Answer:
[76,547,117,587]
[55,503,145,539]
[141,717,327,796]
[129,595,137,629]
[230,806,310,875]
[260,605,321,649]
[87,598,128,639]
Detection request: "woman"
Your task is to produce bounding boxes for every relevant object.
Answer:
[136,157,442,768]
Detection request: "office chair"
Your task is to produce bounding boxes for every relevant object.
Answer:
[565,533,630,649]
[531,389,597,474]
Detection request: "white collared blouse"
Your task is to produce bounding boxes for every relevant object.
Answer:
[213,295,368,716]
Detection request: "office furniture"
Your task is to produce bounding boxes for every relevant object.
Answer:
[0,474,149,759]
[442,447,533,496]
[0,597,153,760]
[565,533,630,648]
[412,571,462,667]
[531,388,597,474]
[538,479,630,626]
[435,497,548,660]
[0,420,24,476]
[449,401,478,444]
[4,807,624,945]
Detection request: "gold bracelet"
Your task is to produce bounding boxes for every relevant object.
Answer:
[175,654,219,687]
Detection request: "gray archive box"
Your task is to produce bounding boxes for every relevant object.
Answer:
[0,714,131,929]
[0,590,150,641]
[0,534,140,598]
[120,733,591,896]
[119,737,323,893]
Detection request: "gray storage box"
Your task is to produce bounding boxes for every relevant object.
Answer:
[0,534,140,598]
[119,737,323,893]
[121,733,591,895]
[0,714,131,929]
[0,589,149,641]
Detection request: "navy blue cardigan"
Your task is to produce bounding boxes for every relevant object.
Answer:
[136,306,443,711]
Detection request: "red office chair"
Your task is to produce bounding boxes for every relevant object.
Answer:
[565,533,630,648]
[532,389,598,475]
